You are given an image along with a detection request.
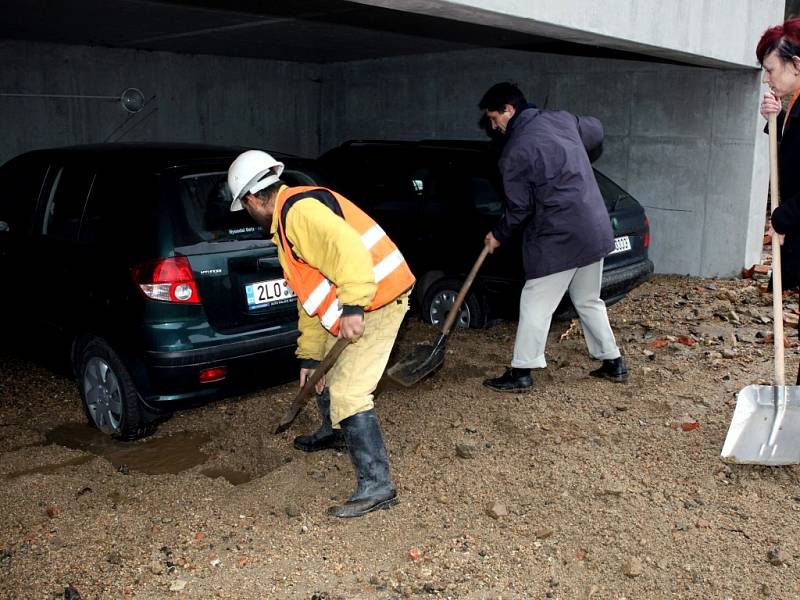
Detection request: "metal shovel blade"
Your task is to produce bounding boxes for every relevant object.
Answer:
[386,336,447,387]
[721,384,800,465]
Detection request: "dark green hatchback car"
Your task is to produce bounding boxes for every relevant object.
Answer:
[0,143,328,440]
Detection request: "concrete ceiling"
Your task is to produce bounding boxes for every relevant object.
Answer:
[0,0,664,64]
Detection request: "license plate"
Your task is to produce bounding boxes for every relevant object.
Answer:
[245,278,296,310]
[610,236,631,255]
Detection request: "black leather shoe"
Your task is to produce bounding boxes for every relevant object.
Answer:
[589,357,629,383]
[482,368,533,392]
[293,389,347,452]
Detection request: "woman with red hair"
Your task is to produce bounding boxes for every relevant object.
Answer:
[758,18,800,382]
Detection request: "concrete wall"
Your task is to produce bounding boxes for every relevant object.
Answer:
[321,49,768,277]
[0,39,769,277]
[356,0,784,69]
[0,41,322,165]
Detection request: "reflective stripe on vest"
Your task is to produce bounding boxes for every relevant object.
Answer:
[275,186,415,334]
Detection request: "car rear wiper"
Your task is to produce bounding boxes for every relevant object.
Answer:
[611,193,632,211]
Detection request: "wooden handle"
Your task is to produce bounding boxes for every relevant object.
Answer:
[303,337,349,394]
[274,337,350,433]
[768,113,785,386]
[441,244,491,336]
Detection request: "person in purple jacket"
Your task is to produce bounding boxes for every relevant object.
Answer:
[479,82,628,392]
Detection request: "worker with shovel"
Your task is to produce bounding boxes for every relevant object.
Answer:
[227,150,415,517]
[759,18,800,383]
[478,82,628,392]
[720,20,800,465]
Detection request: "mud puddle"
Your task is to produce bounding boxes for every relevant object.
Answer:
[40,423,255,484]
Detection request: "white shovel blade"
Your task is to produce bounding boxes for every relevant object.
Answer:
[721,384,800,465]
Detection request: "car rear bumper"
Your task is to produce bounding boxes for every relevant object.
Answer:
[136,329,299,406]
[601,258,654,306]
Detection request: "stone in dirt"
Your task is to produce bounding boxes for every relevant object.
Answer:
[455,443,478,459]
[767,547,790,566]
[169,579,187,591]
[486,503,508,519]
[64,585,82,600]
[695,519,711,529]
[622,557,643,577]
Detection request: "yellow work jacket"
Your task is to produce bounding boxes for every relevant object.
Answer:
[270,185,414,360]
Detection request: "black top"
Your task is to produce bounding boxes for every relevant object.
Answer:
[768,99,800,289]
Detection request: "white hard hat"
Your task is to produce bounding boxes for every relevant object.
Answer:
[227,150,285,211]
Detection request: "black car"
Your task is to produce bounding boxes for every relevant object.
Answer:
[0,143,330,440]
[319,140,653,327]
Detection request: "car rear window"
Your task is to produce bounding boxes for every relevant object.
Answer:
[0,156,49,234]
[594,170,639,212]
[172,165,332,247]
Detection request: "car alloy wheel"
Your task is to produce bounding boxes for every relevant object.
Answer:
[421,277,485,329]
[427,289,472,328]
[82,357,124,435]
[77,337,160,440]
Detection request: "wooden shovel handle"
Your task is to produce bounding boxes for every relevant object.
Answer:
[274,337,350,434]
[441,244,491,336]
[768,113,785,386]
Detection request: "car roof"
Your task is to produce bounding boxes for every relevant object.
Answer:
[12,143,302,171]
[334,139,493,153]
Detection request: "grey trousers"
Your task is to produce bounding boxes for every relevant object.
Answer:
[510,259,621,369]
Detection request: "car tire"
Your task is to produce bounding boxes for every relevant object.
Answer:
[77,338,159,441]
[421,278,486,329]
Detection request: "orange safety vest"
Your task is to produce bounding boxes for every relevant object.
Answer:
[274,186,415,334]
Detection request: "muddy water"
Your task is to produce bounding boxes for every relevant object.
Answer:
[44,423,211,475]
[5,423,255,484]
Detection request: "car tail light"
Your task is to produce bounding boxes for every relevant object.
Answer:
[643,216,651,248]
[199,367,226,383]
[131,257,201,304]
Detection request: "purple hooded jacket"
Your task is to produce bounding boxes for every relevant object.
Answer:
[492,106,613,279]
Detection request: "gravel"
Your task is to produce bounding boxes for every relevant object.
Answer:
[2,274,800,599]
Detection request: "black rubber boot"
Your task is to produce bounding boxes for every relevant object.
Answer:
[482,367,533,392]
[328,410,398,518]
[589,357,629,383]
[293,389,346,453]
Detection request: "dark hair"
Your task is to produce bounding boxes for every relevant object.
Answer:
[756,18,800,64]
[478,82,527,112]
[254,180,284,201]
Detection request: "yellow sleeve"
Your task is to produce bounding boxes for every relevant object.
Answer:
[285,198,377,307]
[295,299,328,362]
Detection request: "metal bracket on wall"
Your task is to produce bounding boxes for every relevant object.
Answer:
[0,88,145,113]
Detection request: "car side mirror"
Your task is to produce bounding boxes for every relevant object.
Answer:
[0,221,9,232]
